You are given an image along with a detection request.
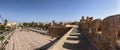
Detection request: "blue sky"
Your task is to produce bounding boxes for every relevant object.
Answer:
[0,0,119,23]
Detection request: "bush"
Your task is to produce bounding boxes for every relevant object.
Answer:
[0,36,4,41]
[0,26,5,32]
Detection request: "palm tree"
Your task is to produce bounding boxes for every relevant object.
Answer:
[0,15,7,49]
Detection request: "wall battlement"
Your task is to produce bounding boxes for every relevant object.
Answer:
[79,14,120,50]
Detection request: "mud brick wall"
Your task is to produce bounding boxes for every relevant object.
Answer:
[90,19,103,50]
[102,15,120,50]
[48,26,71,38]
[84,17,90,37]
[79,14,120,50]
[85,17,93,38]
[79,16,85,34]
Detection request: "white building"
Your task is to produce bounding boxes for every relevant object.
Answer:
[6,22,17,26]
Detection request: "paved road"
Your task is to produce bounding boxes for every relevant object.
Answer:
[62,28,97,50]
[5,29,55,50]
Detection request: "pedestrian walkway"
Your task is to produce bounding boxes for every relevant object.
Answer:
[62,28,97,50]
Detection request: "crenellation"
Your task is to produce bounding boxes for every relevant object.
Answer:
[79,14,120,50]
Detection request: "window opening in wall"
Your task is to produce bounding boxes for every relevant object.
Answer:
[117,30,120,40]
[97,25,102,34]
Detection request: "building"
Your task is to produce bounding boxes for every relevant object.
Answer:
[6,22,17,26]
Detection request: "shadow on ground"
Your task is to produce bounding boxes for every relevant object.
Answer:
[34,38,58,50]
[62,28,97,50]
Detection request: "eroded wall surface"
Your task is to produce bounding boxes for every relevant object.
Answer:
[79,14,120,50]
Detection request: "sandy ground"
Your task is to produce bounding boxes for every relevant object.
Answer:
[5,29,54,50]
